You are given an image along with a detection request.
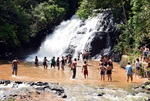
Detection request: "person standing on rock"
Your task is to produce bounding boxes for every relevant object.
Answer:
[125,62,133,82]
[71,58,77,79]
[12,57,20,76]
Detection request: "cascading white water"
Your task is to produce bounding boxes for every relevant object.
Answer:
[26,15,100,61]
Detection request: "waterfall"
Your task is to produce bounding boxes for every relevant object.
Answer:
[26,10,117,61]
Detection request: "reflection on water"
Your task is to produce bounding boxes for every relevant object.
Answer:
[0,60,149,100]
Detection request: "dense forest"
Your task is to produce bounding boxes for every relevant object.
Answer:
[0,0,79,58]
[0,0,150,58]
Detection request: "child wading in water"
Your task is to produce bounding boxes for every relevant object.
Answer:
[99,63,106,81]
[82,61,91,79]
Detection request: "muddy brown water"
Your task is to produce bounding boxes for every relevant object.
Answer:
[0,60,147,88]
[1,60,150,101]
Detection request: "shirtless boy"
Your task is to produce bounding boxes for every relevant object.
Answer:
[82,61,91,79]
[12,58,20,76]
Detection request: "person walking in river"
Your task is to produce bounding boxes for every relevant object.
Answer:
[71,58,77,79]
[126,62,133,82]
[34,56,39,67]
[61,56,65,70]
[99,63,106,81]
[68,56,72,69]
[51,56,56,68]
[82,61,92,79]
[56,57,60,70]
[43,57,49,69]
[106,61,113,81]
[12,57,20,76]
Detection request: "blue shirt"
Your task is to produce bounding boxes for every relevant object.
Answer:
[126,65,132,75]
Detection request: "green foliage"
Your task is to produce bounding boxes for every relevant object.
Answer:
[76,0,96,19]
[114,0,150,55]
[31,2,66,33]
[0,0,71,52]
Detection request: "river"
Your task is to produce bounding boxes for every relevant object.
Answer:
[0,60,150,100]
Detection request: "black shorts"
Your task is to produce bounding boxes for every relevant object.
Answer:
[100,71,105,75]
[106,70,112,74]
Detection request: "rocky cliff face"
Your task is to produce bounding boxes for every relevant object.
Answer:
[66,10,121,58]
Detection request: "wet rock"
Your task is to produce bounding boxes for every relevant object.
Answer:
[141,85,145,89]
[61,94,67,98]
[99,87,105,89]
[133,86,139,89]
[0,81,65,100]
[43,82,49,86]
[145,85,150,90]
[28,82,35,86]
[15,81,23,84]
[97,93,105,96]
[0,80,4,84]
[35,82,43,86]
[44,85,51,89]
[10,94,18,97]
[133,84,139,89]
[12,83,18,88]
[4,80,11,85]
[51,87,64,93]
[35,91,40,95]
[35,87,44,91]
[145,81,150,85]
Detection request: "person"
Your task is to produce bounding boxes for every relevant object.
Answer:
[99,63,106,81]
[34,56,39,67]
[51,57,56,68]
[82,61,91,79]
[126,62,133,82]
[146,61,150,80]
[71,58,77,79]
[56,57,60,70]
[61,56,65,70]
[135,58,141,77]
[43,57,49,69]
[139,46,144,61]
[106,61,113,81]
[68,56,72,69]
[12,58,20,76]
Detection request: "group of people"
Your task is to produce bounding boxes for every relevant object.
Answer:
[126,58,150,82]
[139,44,149,62]
[34,55,92,79]
[99,56,113,81]
[35,56,70,70]
[11,50,150,82]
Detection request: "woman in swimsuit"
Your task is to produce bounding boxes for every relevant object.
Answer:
[106,61,113,81]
